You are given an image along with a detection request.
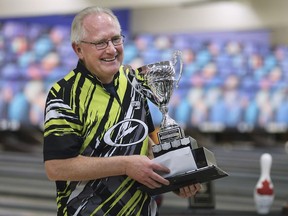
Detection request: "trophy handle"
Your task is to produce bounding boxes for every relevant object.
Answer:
[122,65,144,97]
[172,50,183,88]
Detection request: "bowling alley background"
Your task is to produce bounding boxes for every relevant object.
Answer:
[0,0,288,215]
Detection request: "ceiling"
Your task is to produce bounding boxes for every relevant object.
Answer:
[0,0,210,18]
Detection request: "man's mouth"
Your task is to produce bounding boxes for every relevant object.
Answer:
[102,56,117,62]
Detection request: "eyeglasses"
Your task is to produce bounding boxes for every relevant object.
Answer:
[80,35,125,50]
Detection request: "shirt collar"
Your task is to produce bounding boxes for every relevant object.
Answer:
[74,60,120,86]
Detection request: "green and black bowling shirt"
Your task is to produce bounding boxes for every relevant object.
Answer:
[43,61,156,216]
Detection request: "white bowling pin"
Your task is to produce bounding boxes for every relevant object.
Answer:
[254,153,274,215]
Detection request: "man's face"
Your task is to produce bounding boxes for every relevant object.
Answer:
[75,13,124,84]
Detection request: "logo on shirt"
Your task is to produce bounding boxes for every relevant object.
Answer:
[103,119,148,147]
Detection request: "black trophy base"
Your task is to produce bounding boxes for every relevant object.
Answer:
[139,165,228,196]
[145,136,228,196]
[193,147,217,168]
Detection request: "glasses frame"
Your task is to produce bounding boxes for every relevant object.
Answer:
[80,35,125,50]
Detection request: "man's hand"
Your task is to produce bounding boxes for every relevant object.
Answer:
[174,183,202,198]
[125,155,170,189]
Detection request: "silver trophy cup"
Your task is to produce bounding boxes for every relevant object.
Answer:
[125,50,185,144]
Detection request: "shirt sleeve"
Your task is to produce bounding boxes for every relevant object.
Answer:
[43,82,82,161]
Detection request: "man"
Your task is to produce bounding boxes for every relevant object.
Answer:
[43,6,201,216]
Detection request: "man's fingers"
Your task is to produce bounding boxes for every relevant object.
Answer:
[143,177,163,189]
[152,163,170,174]
[150,172,170,186]
[178,183,202,198]
[195,183,202,191]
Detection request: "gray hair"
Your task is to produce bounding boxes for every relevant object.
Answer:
[70,6,121,44]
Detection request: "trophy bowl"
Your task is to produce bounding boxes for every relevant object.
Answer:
[133,51,184,143]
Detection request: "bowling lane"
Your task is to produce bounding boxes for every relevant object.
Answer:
[159,144,288,215]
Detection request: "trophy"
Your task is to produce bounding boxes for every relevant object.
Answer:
[124,50,228,195]
[135,50,185,144]
[125,51,198,154]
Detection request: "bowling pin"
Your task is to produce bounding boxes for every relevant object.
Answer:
[254,153,274,215]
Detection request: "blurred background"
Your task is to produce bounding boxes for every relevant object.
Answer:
[0,0,288,215]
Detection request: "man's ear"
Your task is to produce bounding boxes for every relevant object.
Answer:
[72,43,83,58]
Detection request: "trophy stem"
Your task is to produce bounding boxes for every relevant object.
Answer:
[159,105,178,130]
